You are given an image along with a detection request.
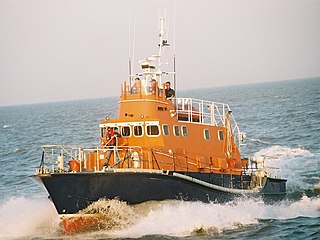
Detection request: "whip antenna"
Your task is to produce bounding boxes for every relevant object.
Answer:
[173,0,177,94]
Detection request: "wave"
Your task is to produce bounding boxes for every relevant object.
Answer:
[13,148,27,154]
[247,138,271,145]
[2,196,318,239]
[109,197,320,238]
[0,197,60,239]
[251,145,319,201]
[254,145,312,158]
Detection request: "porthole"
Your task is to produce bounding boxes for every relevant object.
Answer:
[162,124,170,136]
[218,130,224,141]
[204,129,210,140]
[181,126,188,137]
[174,125,180,137]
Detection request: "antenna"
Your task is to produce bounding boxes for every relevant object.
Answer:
[158,16,165,57]
[128,57,132,89]
[128,15,137,88]
[128,7,132,88]
[132,16,136,84]
[173,0,177,94]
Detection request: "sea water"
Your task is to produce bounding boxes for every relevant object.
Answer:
[0,78,319,239]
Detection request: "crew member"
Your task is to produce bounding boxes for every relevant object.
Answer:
[104,127,120,167]
[165,81,175,100]
[131,77,141,94]
[149,79,157,94]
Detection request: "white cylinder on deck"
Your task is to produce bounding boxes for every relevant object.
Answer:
[133,152,140,168]
[57,155,64,170]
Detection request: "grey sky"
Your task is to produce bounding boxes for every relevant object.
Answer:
[1,0,319,106]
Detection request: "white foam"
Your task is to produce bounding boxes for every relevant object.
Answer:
[248,138,271,144]
[253,145,318,189]
[80,198,137,230]
[1,196,319,239]
[0,197,60,239]
[254,145,312,158]
[109,197,320,238]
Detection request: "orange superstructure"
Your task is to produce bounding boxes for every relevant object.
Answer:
[98,78,244,175]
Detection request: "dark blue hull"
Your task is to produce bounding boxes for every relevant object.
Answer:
[32,171,286,214]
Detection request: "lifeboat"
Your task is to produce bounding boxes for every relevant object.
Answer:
[31,16,287,234]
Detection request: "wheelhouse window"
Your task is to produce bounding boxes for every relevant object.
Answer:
[101,126,119,138]
[162,124,170,136]
[134,125,143,136]
[121,126,131,137]
[174,125,180,137]
[218,130,224,141]
[204,129,210,140]
[181,126,188,137]
[146,125,160,136]
[101,127,106,138]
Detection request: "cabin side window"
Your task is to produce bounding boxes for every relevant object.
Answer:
[162,124,170,136]
[218,130,224,141]
[101,127,106,138]
[181,126,188,137]
[134,125,143,137]
[174,125,180,137]
[204,129,210,140]
[121,126,131,137]
[146,125,160,136]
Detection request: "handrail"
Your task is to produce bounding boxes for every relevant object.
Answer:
[36,145,281,181]
[149,148,281,179]
[173,98,245,149]
[173,97,232,126]
[38,145,143,173]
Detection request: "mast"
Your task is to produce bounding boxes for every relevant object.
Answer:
[137,16,174,90]
[174,54,176,95]
[156,16,171,86]
[128,14,136,89]
[128,57,132,89]
[158,16,165,57]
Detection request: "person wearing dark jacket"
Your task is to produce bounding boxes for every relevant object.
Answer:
[165,81,175,100]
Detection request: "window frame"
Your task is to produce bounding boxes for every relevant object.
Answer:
[101,127,106,138]
[181,125,188,137]
[162,124,170,136]
[145,124,160,137]
[133,125,144,137]
[173,125,180,137]
[218,130,224,141]
[204,129,210,140]
[121,126,131,138]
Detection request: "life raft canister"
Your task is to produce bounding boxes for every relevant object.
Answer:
[68,159,84,172]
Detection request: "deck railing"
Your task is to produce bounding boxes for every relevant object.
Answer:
[150,148,282,179]
[36,145,143,174]
[243,155,282,179]
[173,98,245,149]
[36,145,282,181]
